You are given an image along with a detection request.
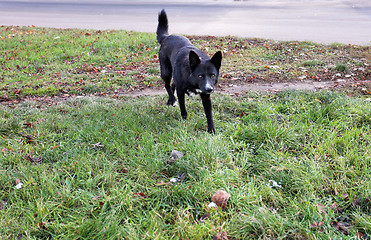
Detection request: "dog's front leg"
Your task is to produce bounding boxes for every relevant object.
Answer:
[200,93,215,134]
[177,90,188,119]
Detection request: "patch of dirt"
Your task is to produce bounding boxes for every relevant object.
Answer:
[1,78,369,108]
[121,79,371,97]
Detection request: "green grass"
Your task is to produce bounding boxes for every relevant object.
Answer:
[335,63,350,73]
[189,37,370,83]
[0,26,370,239]
[1,91,370,239]
[1,26,370,100]
[0,26,160,98]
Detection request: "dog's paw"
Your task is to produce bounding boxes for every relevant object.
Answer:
[167,98,177,107]
[207,128,216,134]
[167,101,177,107]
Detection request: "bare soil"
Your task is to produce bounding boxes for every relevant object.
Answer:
[2,78,370,110]
[122,79,371,98]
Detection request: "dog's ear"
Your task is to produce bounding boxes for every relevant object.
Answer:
[189,50,201,71]
[211,51,222,70]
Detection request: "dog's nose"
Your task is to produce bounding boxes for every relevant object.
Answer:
[205,86,214,94]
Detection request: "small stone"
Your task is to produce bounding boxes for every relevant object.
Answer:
[211,190,230,209]
[171,150,183,160]
[208,202,217,208]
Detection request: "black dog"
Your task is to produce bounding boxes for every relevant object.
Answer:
[156,9,222,134]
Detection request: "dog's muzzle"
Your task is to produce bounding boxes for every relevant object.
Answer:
[204,83,214,94]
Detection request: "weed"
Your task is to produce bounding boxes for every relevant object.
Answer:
[301,60,325,67]
[335,63,349,72]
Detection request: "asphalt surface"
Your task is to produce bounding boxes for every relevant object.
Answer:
[0,0,370,45]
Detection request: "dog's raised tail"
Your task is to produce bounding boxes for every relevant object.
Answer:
[156,9,168,44]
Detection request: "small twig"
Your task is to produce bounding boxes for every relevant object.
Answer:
[17,217,26,240]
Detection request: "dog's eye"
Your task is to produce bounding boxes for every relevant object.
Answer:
[198,75,204,79]
[210,74,216,79]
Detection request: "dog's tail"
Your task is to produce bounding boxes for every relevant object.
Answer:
[156,9,168,44]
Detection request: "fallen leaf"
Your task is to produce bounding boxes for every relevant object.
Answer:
[90,142,105,148]
[23,122,33,128]
[0,200,7,210]
[177,172,186,182]
[133,192,148,198]
[92,195,102,200]
[332,219,351,235]
[211,190,231,209]
[317,204,326,214]
[324,177,330,185]
[37,221,46,229]
[2,147,6,156]
[199,213,210,222]
[195,213,211,224]
[19,132,35,143]
[310,221,324,228]
[213,227,229,240]
[330,202,339,211]
[356,232,370,240]
[334,187,338,195]
[120,167,128,173]
[352,198,360,207]
[341,193,349,200]
[25,154,42,163]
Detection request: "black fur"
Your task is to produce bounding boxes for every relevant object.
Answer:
[156,9,222,134]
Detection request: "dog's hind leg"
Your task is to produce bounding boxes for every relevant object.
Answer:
[171,83,175,94]
[200,93,215,134]
[165,78,176,106]
[160,58,176,106]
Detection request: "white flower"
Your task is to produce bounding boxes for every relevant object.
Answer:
[15,182,23,189]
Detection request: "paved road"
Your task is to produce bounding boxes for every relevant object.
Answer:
[0,0,370,45]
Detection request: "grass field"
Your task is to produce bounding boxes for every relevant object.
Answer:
[0,26,370,99]
[0,26,370,239]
